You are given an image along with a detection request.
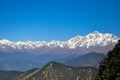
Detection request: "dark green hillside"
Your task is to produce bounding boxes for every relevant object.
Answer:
[0,70,23,80]
[96,40,120,80]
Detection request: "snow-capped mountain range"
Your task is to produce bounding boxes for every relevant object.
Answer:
[0,31,119,54]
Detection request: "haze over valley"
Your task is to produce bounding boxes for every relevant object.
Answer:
[0,31,119,71]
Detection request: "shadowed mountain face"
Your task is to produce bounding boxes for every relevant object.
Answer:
[16,62,98,80]
[65,53,105,67]
[0,70,23,80]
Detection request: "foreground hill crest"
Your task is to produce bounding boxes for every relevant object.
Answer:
[16,61,98,80]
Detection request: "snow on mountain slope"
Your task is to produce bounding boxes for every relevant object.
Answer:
[0,31,119,54]
[68,31,118,48]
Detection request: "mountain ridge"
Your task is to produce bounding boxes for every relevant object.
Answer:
[16,61,98,80]
[65,52,105,67]
[0,31,119,54]
[0,52,104,71]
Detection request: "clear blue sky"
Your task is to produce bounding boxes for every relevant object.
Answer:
[0,0,120,41]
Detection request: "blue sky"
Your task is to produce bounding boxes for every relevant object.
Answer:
[0,0,120,41]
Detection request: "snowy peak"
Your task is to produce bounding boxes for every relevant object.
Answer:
[68,31,119,48]
[87,31,102,38]
[0,31,119,53]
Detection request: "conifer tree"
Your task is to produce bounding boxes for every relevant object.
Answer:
[96,40,120,80]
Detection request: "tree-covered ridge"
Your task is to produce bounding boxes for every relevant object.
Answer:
[96,40,120,80]
[16,62,98,80]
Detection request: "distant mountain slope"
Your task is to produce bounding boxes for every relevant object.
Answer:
[54,54,78,63]
[16,62,98,80]
[0,52,105,71]
[0,59,41,71]
[0,52,72,71]
[0,70,23,80]
[65,52,105,67]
